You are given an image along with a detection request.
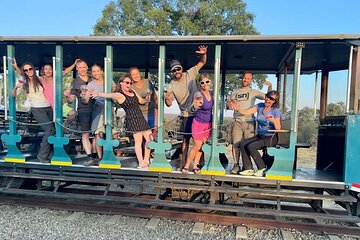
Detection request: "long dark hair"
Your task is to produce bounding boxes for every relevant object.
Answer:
[21,62,43,94]
[116,74,132,93]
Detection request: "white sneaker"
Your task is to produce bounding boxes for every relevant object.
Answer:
[239,169,255,176]
[254,168,266,177]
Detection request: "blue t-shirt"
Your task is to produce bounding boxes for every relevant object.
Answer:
[255,103,281,135]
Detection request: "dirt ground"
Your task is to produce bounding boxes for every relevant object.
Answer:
[296,147,317,168]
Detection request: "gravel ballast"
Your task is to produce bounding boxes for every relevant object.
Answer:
[0,205,359,240]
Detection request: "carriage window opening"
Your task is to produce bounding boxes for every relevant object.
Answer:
[327,70,348,116]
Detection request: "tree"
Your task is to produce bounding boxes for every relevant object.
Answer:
[327,102,345,116]
[297,107,318,146]
[296,102,346,146]
[225,73,269,98]
[93,0,260,93]
[93,0,258,36]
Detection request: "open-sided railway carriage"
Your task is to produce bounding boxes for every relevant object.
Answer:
[0,35,360,220]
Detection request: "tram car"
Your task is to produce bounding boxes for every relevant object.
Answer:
[0,35,359,219]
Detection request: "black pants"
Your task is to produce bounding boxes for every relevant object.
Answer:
[30,107,55,161]
[239,134,278,170]
[180,116,194,138]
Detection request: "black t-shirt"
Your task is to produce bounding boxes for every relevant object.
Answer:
[70,76,94,112]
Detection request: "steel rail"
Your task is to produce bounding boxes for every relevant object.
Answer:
[0,195,359,237]
[0,187,358,222]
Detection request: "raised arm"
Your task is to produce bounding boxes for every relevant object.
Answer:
[12,58,22,75]
[255,81,273,100]
[232,102,257,116]
[62,59,80,77]
[91,90,125,105]
[195,45,208,71]
[264,80,273,93]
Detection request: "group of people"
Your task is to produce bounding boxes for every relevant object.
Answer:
[11,59,157,169]
[12,59,78,163]
[66,61,158,168]
[164,47,281,177]
[10,44,281,176]
[225,71,282,176]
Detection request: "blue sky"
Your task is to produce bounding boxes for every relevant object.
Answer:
[0,0,359,108]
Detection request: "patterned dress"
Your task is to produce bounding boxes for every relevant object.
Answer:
[120,92,150,133]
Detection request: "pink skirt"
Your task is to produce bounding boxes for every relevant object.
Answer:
[192,118,212,140]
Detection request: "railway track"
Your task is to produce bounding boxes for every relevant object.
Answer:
[0,194,359,237]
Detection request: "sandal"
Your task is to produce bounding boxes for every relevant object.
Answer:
[193,168,201,175]
[181,168,189,174]
[137,164,149,170]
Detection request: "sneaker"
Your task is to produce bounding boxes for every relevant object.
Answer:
[230,164,240,174]
[83,158,99,166]
[239,169,255,176]
[254,168,266,177]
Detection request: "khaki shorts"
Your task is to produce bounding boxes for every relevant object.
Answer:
[95,114,117,135]
[231,120,255,148]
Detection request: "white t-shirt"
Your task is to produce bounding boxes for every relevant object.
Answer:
[18,82,50,108]
[231,87,264,121]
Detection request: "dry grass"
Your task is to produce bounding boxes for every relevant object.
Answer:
[297,147,317,168]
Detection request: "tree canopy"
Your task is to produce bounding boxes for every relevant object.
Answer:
[93,0,262,89]
[297,102,346,146]
[93,0,258,36]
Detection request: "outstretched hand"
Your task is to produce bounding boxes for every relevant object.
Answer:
[227,99,237,110]
[63,89,71,96]
[74,58,81,65]
[193,98,203,109]
[90,89,99,98]
[164,91,173,100]
[12,58,18,68]
[15,80,24,88]
[196,45,208,55]
[263,80,272,87]
[265,115,275,122]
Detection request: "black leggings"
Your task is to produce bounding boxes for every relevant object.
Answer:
[30,107,55,160]
[239,134,278,170]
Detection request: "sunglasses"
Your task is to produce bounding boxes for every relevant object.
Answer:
[23,67,33,72]
[122,81,132,85]
[172,67,182,73]
[266,95,276,101]
[200,80,210,85]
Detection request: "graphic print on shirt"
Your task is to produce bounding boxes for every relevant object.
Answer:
[235,92,249,101]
